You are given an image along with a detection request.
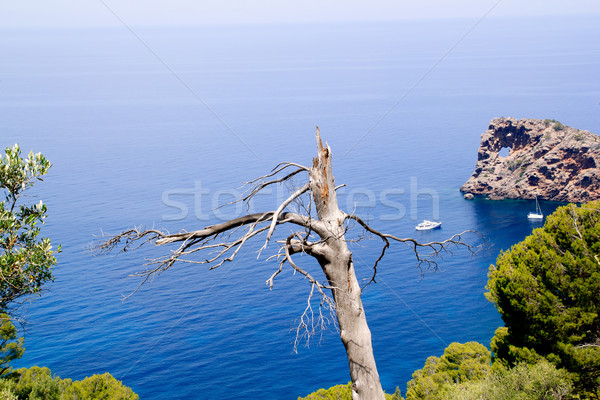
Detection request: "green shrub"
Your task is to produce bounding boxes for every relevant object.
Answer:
[506,158,524,172]
[0,144,58,311]
[486,200,600,396]
[0,315,24,378]
[64,373,138,400]
[0,367,138,400]
[298,383,352,400]
[298,382,402,400]
[0,386,17,400]
[405,342,491,400]
[441,360,573,399]
[0,366,65,400]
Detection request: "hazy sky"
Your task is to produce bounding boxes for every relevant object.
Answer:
[2,0,600,28]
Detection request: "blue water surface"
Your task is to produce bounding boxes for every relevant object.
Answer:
[1,16,599,399]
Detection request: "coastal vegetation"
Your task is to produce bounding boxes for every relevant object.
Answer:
[0,313,24,378]
[0,145,138,399]
[405,342,491,399]
[301,200,600,399]
[440,360,573,399]
[298,383,402,400]
[0,367,138,400]
[487,200,600,397]
[544,118,565,131]
[0,144,57,312]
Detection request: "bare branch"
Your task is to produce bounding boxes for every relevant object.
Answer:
[240,165,308,205]
[285,235,328,291]
[258,231,338,352]
[261,183,311,251]
[293,282,336,353]
[155,213,272,246]
[281,234,336,352]
[95,210,335,299]
[244,162,309,186]
[568,204,584,240]
[96,227,165,253]
[246,162,309,185]
[265,257,283,290]
[576,343,600,349]
[345,214,478,285]
[99,212,314,249]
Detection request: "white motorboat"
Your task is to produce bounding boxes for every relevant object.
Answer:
[415,220,442,231]
[527,197,543,220]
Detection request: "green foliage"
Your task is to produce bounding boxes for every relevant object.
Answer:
[0,367,138,400]
[543,119,565,131]
[0,314,24,378]
[554,121,565,131]
[506,158,524,172]
[405,342,491,400]
[0,366,66,400]
[387,387,403,400]
[0,144,58,310]
[0,145,135,399]
[0,386,17,400]
[64,373,138,400]
[486,200,600,396]
[441,360,573,400]
[544,118,563,130]
[298,383,352,400]
[298,382,403,400]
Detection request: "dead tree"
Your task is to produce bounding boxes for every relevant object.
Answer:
[98,128,474,400]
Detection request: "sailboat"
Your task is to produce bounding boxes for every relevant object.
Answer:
[527,196,543,220]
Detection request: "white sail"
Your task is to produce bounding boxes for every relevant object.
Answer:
[527,197,543,219]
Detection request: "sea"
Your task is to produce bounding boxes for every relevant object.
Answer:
[1,16,599,399]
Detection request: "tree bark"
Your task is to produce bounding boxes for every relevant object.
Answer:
[98,127,474,400]
[310,128,385,400]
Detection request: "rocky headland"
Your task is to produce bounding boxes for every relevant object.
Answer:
[460,117,600,203]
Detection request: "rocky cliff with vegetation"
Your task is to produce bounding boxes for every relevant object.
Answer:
[460,117,600,202]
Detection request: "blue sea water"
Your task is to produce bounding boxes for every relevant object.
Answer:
[1,16,599,399]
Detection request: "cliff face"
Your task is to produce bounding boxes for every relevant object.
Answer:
[460,118,600,203]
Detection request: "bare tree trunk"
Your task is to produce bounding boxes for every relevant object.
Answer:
[324,256,385,399]
[310,130,385,400]
[98,127,475,400]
